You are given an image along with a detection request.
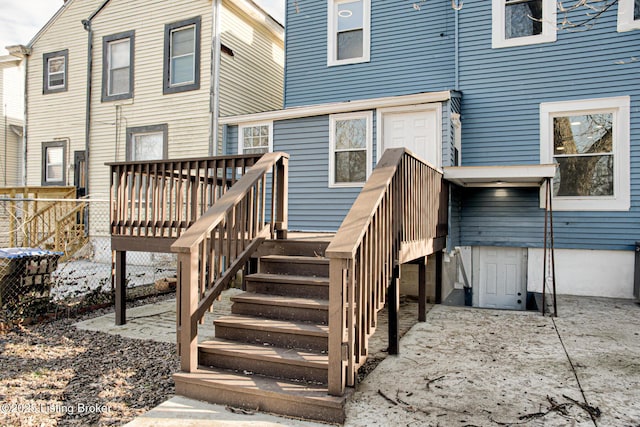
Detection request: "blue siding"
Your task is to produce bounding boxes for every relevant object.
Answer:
[285,0,455,107]
[456,3,640,251]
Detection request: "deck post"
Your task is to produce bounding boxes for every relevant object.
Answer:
[115,250,127,325]
[178,250,199,372]
[418,256,427,322]
[435,251,443,304]
[275,156,288,239]
[388,264,400,355]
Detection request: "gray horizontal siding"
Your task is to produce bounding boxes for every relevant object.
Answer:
[456,2,640,251]
[284,0,455,107]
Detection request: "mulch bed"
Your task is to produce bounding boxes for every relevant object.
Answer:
[0,294,179,426]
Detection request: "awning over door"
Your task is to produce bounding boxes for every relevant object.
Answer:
[443,164,556,188]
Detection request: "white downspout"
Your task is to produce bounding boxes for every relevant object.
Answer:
[210,0,222,156]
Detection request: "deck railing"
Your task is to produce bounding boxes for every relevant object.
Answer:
[108,154,264,240]
[171,152,288,371]
[325,148,448,395]
[0,186,78,248]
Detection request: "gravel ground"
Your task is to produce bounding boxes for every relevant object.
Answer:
[0,295,179,427]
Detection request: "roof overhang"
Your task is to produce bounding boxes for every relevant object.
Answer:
[443,164,556,188]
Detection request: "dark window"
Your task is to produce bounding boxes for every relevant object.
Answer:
[505,0,543,39]
[102,31,135,101]
[42,141,67,185]
[163,16,201,94]
[43,50,68,94]
[635,0,640,20]
[126,124,168,161]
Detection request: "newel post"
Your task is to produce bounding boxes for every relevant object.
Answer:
[275,156,288,239]
[178,249,199,372]
[328,257,347,396]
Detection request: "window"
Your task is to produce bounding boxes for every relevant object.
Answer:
[164,16,201,94]
[327,0,370,66]
[329,112,373,187]
[238,123,272,154]
[618,0,640,32]
[43,50,68,94]
[126,124,168,161]
[102,31,134,101]
[492,0,556,48]
[42,141,66,185]
[540,96,630,211]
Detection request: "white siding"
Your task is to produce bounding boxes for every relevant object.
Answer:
[0,59,24,186]
[25,0,102,187]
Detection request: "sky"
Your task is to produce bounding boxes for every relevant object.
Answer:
[0,0,285,56]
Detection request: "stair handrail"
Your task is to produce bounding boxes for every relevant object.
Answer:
[24,188,78,248]
[54,201,88,261]
[171,152,289,372]
[325,148,448,395]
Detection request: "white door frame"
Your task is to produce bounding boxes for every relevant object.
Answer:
[375,103,442,167]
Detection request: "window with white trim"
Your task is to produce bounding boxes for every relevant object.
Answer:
[103,31,134,101]
[164,16,201,94]
[618,0,640,32]
[540,96,630,211]
[492,0,556,48]
[43,50,68,94]
[329,111,372,187]
[327,0,370,66]
[239,123,273,154]
[42,141,66,185]
[126,124,168,161]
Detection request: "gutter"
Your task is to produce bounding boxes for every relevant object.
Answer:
[454,3,459,91]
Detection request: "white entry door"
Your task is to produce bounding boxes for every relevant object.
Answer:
[380,106,440,167]
[478,247,527,310]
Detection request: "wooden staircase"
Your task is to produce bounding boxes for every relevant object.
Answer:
[173,239,352,423]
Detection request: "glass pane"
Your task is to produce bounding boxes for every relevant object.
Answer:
[110,68,129,95]
[337,0,363,31]
[171,55,194,85]
[49,73,64,88]
[505,0,542,39]
[133,133,163,161]
[553,114,613,155]
[110,39,130,68]
[337,29,363,60]
[335,151,366,183]
[554,155,613,197]
[335,118,366,149]
[635,0,640,20]
[245,147,268,155]
[172,27,195,57]
[48,57,64,73]
[46,147,63,181]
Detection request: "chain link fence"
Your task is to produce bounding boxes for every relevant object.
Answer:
[0,196,176,326]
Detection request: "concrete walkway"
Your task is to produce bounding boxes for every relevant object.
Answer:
[76,295,640,426]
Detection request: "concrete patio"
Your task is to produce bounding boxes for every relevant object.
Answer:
[76,294,640,426]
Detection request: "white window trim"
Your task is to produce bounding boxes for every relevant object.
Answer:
[47,56,66,90]
[618,0,640,32]
[237,122,274,154]
[329,111,373,188]
[375,103,443,168]
[327,0,371,67]
[170,25,197,86]
[492,0,557,49]
[539,96,630,211]
[107,38,131,96]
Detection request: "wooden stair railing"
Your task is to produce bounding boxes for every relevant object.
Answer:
[325,148,448,396]
[108,154,265,240]
[171,152,289,372]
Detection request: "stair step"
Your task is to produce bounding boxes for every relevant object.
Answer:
[253,239,331,258]
[231,292,328,323]
[245,273,329,299]
[259,255,329,277]
[198,338,328,383]
[215,314,329,352]
[174,366,350,424]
